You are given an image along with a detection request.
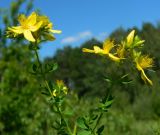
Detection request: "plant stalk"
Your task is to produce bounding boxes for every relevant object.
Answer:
[34,47,72,135]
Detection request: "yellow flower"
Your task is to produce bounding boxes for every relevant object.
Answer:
[135,53,153,85]
[6,12,62,42]
[37,15,62,40]
[52,80,68,97]
[116,43,126,59]
[126,30,145,48]
[7,12,43,42]
[82,39,121,62]
[56,80,68,95]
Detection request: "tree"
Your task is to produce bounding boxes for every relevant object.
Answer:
[0,1,55,134]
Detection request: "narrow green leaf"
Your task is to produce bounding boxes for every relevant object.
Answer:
[96,125,104,135]
[49,63,58,72]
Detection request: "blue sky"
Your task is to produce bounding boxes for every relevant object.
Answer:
[1,0,160,59]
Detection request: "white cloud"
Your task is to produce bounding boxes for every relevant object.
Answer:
[79,31,92,38]
[61,31,92,44]
[61,37,78,44]
[96,32,108,41]
[61,31,108,44]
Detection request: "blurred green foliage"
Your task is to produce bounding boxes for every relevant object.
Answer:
[0,0,160,135]
[0,1,55,135]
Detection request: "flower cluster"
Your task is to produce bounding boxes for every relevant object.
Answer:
[52,80,68,97]
[6,12,61,42]
[82,30,154,85]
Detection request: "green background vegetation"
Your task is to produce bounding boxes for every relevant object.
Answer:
[0,0,160,134]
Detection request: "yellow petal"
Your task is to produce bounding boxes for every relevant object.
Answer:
[26,12,37,26]
[141,69,153,85]
[136,62,142,71]
[18,14,26,25]
[38,16,49,25]
[82,48,95,53]
[127,30,135,47]
[23,30,35,42]
[8,26,23,34]
[108,53,121,62]
[52,90,57,97]
[50,29,62,34]
[103,39,114,53]
[93,46,103,53]
[116,44,125,58]
[30,21,43,32]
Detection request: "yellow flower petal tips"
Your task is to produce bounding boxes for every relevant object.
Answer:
[82,39,121,62]
[134,53,153,85]
[82,46,104,54]
[6,12,61,42]
[126,30,135,47]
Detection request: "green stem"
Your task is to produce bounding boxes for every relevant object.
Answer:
[34,49,44,77]
[56,104,73,135]
[73,124,77,135]
[92,83,113,134]
[34,49,53,97]
[34,47,72,135]
[92,112,103,134]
